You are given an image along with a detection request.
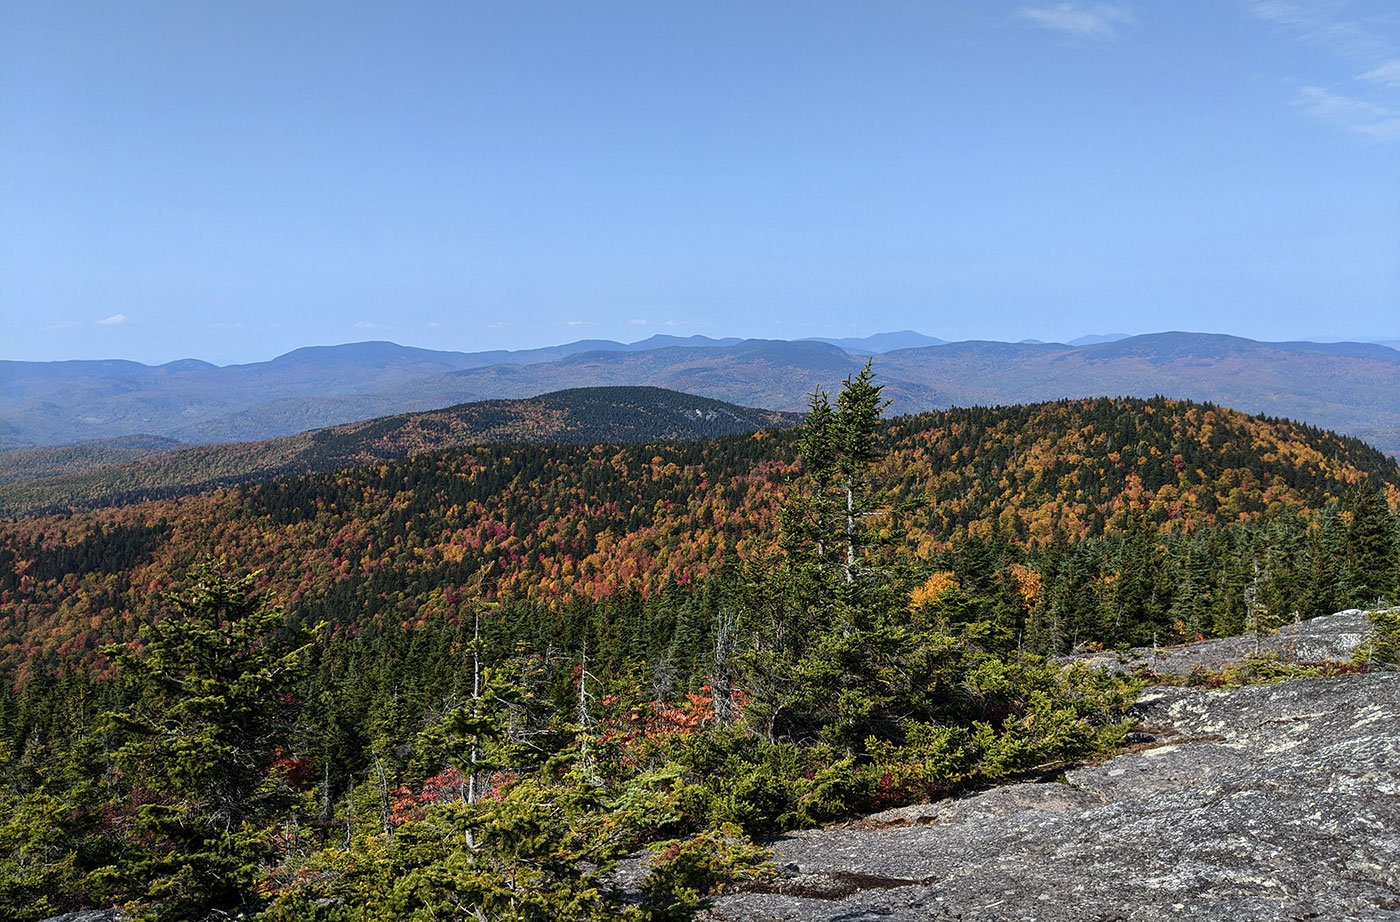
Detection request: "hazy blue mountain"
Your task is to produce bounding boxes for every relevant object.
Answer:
[0,336,757,448]
[1067,332,1132,346]
[1079,332,1400,364]
[5,331,1400,457]
[411,339,928,419]
[873,332,1400,455]
[803,330,947,352]
[623,334,744,350]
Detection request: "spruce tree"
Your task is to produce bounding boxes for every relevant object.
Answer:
[749,363,899,744]
[779,361,891,595]
[98,560,314,921]
[1344,481,1399,605]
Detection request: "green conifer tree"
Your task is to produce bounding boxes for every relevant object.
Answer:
[1344,481,1399,605]
[97,560,314,921]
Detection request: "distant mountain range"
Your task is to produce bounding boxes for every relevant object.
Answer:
[0,387,797,516]
[4,330,1400,458]
[801,330,947,352]
[1066,333,1131,346]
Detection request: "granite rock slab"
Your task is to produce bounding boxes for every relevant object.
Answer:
[707,671,1400,922]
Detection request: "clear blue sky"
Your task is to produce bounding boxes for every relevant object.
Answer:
[3,1,1398,365]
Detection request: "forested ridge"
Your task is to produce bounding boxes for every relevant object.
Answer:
[1,384,1398,920]
[2,395,1396,682]
[0,436,184,487]
[0,386,797,517]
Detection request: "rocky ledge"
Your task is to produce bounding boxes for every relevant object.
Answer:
[1066,609,1377,675]
[708,635,1400,921]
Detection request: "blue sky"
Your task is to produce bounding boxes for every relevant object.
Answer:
[3,1,1398,365]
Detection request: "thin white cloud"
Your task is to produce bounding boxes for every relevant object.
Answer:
[1296,85,1400,138]
[1247,1,1389,62]
[98,313,126,325]
[1016,3,1132,42]
[1298,85,1386,119]
[1364,117,1400,138]
[486,321,506,329]
[353,321,377,329]
[629,318,648,326]
[1248,3,1399,141]
[1360,59,1400,89]
[426,320,442,329]
[565,320,591,327]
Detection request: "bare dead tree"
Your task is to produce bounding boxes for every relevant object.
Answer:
[710,606,738,726]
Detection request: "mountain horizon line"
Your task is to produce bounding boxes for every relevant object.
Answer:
[6,330,1400,459]
[7,329,1400,371]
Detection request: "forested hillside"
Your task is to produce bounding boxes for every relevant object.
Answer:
[0,436,184,486]
[3,395,1396,684]
[0,387,796,516]
[2,380,1398,921]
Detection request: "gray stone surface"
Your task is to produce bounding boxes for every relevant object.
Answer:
[707,670,1400,922]
[1066,609,1378,676]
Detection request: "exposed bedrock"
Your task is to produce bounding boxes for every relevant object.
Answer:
[1067,610,1377,676]
[708,668,1400,922]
